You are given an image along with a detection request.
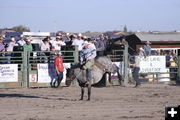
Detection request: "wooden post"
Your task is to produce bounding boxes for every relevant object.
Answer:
[74,45,79,63]
[72,45,79,86]
[22,50,29,87]
[123,39,129,86]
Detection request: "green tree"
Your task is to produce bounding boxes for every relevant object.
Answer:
[12,25,30,32]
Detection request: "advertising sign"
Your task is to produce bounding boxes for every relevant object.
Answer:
[0,64,18,82]
[37,63,70,83]
[140,56,166,73]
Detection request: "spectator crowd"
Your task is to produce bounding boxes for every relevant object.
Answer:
[0,32,109,64]
[0,33,108,54]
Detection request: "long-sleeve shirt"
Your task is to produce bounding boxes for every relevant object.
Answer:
[6,41,16,52]
[17,40,26,46]
[72,39,84,51]
[23,44,33,51]
[0,43,5,52]
[134,56,140,68]
[143,45,151,56]
[40,42,50,51]
[52,40,66,51]
[80,44,96,62]
[95,39,105,51]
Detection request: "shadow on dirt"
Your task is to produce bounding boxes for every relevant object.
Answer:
[0,93,78,101]
[0,93,40,98]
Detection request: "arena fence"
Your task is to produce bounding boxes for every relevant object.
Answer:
[0,51,24,88]
[1,44,178,88]
[0,46,79,88]
[0,45,128,88]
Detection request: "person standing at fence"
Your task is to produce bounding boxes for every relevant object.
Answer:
[6,37,16,51]
[169,53,178,81]
[53,52,64,88]
[129,52,141,88]
[5,37,17,64]
[72,33,84,51]
[17,35,26,46]
[49,46,57,63]
[23,38,33,51]
[0,37,5,52]
[143,41,151,56]
[40,38,50,63]
[95,34,106,56]
[138,47,146,58]
[66,34,75,46]
[52,36,66,51]
[0,37,5,64]
[40,38,50,51]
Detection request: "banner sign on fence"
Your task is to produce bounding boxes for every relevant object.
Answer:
[0,64,18,82]
[140,56,166,73]
[37,63,70,83]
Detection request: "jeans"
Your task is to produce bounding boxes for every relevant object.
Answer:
[86,68,92,82]
[56,72,63,86]
[132,67,140,85]
[170,67,177,80]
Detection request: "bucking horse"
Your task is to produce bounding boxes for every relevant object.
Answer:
[65,56,120,101]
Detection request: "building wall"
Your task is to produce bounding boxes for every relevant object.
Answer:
[137,44,180,49]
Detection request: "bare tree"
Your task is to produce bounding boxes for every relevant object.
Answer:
[12,25,30,32]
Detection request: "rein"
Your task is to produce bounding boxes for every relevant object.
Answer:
[70,68,82,81]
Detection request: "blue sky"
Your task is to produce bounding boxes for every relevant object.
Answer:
[0,0,180,32]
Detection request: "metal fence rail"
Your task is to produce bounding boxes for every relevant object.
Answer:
[0,46,125,88]
[0,45,79,88]
[1,47,179,88]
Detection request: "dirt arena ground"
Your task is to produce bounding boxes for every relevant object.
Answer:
[0,83,180,120]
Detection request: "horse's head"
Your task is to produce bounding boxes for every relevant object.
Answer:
[65,68,74,86]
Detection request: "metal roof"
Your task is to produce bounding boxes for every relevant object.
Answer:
[135,32,180,42]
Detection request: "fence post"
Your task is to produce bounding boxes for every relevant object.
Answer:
[74,46,79,63]
[71,46,79,86]
[123,40,129,86]
[22,50,29,87]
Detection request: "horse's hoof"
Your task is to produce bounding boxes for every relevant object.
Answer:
[79,98,83,101]
[87,99,90,101]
